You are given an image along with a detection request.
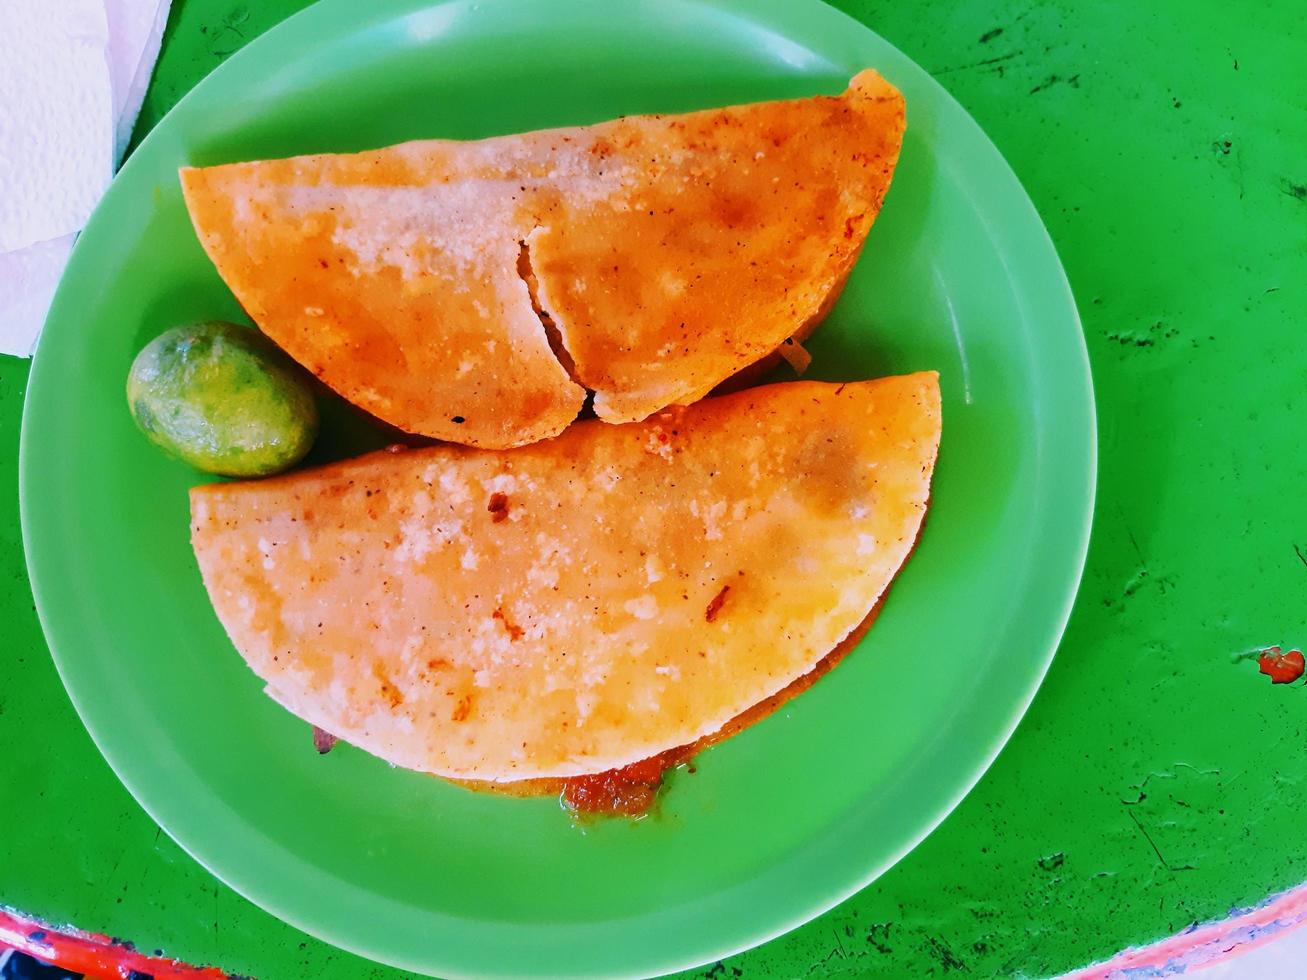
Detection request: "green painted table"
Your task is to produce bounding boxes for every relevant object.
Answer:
[2,1,1304,976]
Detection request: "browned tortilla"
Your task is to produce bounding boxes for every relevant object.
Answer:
[189,374,940,782]
[180,71,906,447]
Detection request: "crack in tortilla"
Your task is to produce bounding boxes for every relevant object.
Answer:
[517,238,587,393]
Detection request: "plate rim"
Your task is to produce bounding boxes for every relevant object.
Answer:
[20,0,1097,976]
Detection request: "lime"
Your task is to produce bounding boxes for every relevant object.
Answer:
[127,321,318,477]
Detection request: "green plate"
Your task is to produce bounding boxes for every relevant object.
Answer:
[20,1,1094,976]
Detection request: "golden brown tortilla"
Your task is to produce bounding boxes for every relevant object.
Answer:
[189,374,940,782]
[180,71,905,448]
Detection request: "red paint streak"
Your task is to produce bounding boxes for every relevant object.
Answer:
[1066,883,1307,978]
[1258,646,1305,684]
[0,909,231,979]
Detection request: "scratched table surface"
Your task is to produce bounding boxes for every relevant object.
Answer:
[3,1,1305,977]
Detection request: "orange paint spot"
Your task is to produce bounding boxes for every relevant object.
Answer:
[1258,646,1304,684]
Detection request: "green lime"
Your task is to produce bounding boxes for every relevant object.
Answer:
[127,321,318,477]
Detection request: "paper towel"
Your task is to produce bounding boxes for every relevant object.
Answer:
[0,0,113,253]
[0,236,78,351]
[105,0,174,161]
[0,0,172,357]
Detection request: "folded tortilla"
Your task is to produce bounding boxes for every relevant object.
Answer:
[180,71,906,448]
[190,374,940,781]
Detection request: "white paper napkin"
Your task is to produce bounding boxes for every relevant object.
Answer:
[0,0,172,357]
[105,0,173,161]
